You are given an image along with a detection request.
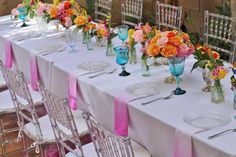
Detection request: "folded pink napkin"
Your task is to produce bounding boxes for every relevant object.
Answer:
[68,74,77,110]
[4,39,13,68]
[173,124,202,157]
[114,97,128,137]
[44,144,59,157]
[30,56,39,91]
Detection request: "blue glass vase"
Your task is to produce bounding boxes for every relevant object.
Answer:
[168,57,186,95]
[17,7,28,27]
[113,46,130,76]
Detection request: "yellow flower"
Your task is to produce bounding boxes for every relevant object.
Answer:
[74,15,87,26]
[218,69,227,79]
[128,29,135,39]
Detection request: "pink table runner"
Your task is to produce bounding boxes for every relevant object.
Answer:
[4,39,13,68]
[30,55,40,91]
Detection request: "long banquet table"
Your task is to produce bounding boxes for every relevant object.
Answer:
[1,16,236,157]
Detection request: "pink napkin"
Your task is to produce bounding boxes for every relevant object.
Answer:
[4,39,13,68]
[68,74,77,110]
[44,144,59,157]
[30,56,39,91]
[173,124,201,157]
[114,97,128,137]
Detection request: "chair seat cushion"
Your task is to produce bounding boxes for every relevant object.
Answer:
[65,143,97,157]
[0,72,7,90]
[24,110,89,143]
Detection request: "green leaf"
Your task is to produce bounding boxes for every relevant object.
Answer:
[191,61,200,72]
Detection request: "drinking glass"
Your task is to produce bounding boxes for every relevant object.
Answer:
[113,46,130,76]
[36,16,48,37]
[65,27,77,52]
[168,57,186,95]
[117,25,129,45]
[17,7,28,27]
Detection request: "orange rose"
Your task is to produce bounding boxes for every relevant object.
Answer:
[74,15,87,26]
[50,6,58,18]
[169,36,182,46]
[167,31,177,38]
[161,45,177,58]
[66,8,73,16]
[212,51,220,59]
[147,43,160,57]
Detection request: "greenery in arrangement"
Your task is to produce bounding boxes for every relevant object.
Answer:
[85,0,95,18]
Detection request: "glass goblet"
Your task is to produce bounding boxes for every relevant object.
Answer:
[17,7,28,27]
[168,57,186,95]
[65,27,77,52]
[113,46,130,76]
[117,25,129,45]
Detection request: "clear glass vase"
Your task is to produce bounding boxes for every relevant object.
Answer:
[65,27,77,52]
[86,33,93,51]
[141,55,150,77]
[211,80,225,104]
[82,30,87,44]
[106,40,115,56]
[129,47,137,64]
[96,36,106,47]
[36,16,48,37]
[201,68,212,92]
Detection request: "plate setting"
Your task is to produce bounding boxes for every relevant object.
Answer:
[77,61,111,72]
[126,81,160,96]
[183,111,231,129]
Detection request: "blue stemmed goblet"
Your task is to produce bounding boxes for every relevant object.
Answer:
[17,7,28,27]
[113,46,130,76]
[117,25,129,45]
[168,57,186,95]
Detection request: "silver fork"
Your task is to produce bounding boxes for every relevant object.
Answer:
[89,68,117,79]
[208,128,236,139]
[142,92,174,105]
[128,93,160,102]
[41,47,65,56]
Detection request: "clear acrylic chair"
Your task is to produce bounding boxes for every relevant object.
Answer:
[0,60,53,156]
[37,81,92,157]
[121,0,143,27]
[0,71,7,91]
[82,112,151,157]
[155,1,182,30]
[94,0,113,23]
[204,10,236,63]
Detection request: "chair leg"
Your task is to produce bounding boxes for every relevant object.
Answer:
[0,115,6,157]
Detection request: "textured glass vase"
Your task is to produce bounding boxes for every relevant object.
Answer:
[141,55,150,77]
[129,47,137,64]
[106,40,115,56]
[86,33,93,51]
[96,36,106,47]
[36,16,48,37]
[211,80,224,104]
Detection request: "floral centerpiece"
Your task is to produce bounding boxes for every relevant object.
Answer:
[94,23,109,47]
[145,30,194,94]
[132,23,156,76]
[11,0,37,26]
[192,44,228,103]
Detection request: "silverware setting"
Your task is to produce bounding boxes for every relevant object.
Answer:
[89,68,117,79]
[208,128,236,139]
[41,47,65,56]
[142,92,174,105]
[128,93,160,102]
[78,70,105,76]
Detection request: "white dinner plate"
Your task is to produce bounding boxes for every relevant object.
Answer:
[77,61,111,72]
[126,81,161,96]
[34,43,65,54]
[183,111,231,129]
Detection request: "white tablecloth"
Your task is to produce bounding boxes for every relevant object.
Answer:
[1,16,236,157]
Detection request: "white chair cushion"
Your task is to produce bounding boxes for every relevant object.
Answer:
[24,110,89,143]
[132,140,151,157]
[0,72,7,89]
[0,90,15,113]
[65,143,97,157]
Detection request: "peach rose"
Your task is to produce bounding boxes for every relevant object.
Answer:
[132,30,144,43]
[147,43,160,57]
[142,23,152,34]
[161,45,177,58]
[156,37,169,48]
[64,17,72,28]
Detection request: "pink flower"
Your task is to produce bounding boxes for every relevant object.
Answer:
[58,3,64,10]
[187,44,195,55]
[177,43,191,57]
[17,4,24,8]
[132,30,144,43]
[36,3,48,16]
[156,37,168,48]
[11,8,19,16]
[65,17,72,28]
[142,23,152,34]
